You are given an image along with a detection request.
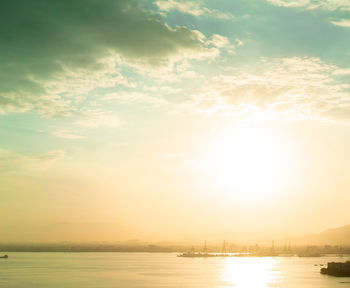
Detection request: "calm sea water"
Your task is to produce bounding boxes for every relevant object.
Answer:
[0,253,349,287]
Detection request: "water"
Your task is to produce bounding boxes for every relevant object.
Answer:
[0,253,349,287]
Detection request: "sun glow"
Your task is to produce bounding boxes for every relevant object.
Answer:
[203,126,292,201]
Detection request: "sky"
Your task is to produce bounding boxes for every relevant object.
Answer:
[0,0,350,243]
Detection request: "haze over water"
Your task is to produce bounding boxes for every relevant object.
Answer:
[0,253,349,288]
[1,0,350,286]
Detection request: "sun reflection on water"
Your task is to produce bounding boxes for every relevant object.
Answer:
[221,257,279,288]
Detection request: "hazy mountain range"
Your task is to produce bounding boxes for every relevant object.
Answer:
[287,224,350,246]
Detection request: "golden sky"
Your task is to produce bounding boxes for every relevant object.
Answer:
[0,0,350,243]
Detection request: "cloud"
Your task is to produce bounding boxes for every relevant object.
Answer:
[104,91,169,107]
[52,130,84,140]
[267,1,350,29]
[267,0,350,11]
[333,68,350,75]
[74,108,122,128]
[184,57,350,123]
[0,0,211,116]
[267,0,310,8]
[0,149,65,174]
[155,0,235,19]
[207,34,237,54]
[331,19,350,27]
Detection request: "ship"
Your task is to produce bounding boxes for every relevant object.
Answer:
[320,261,350,277]
[178,241,230,258]
[178,251,217,257]
[178,242,215,257]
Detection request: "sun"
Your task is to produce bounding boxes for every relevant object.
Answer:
[203,125,291,202]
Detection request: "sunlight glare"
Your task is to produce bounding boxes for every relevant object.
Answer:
[222,257,279,288]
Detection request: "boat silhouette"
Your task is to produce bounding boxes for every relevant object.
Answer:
[178,241,231,258]
[321,261,350,277]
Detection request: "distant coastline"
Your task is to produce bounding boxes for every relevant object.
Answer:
[1,243,350,255]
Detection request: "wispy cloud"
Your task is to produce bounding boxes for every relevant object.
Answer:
[52,129,84,140]
[155,0,235,19]
[331,19,350,27]
[104,91,169,107]
[207,34,237,54]
[0,149,65,173]
[333,68,350,75]
[183,57,350,123]
[267,0,350,11]
[74,108,122,128]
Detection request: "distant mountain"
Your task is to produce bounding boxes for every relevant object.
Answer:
[288,225,350,246]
